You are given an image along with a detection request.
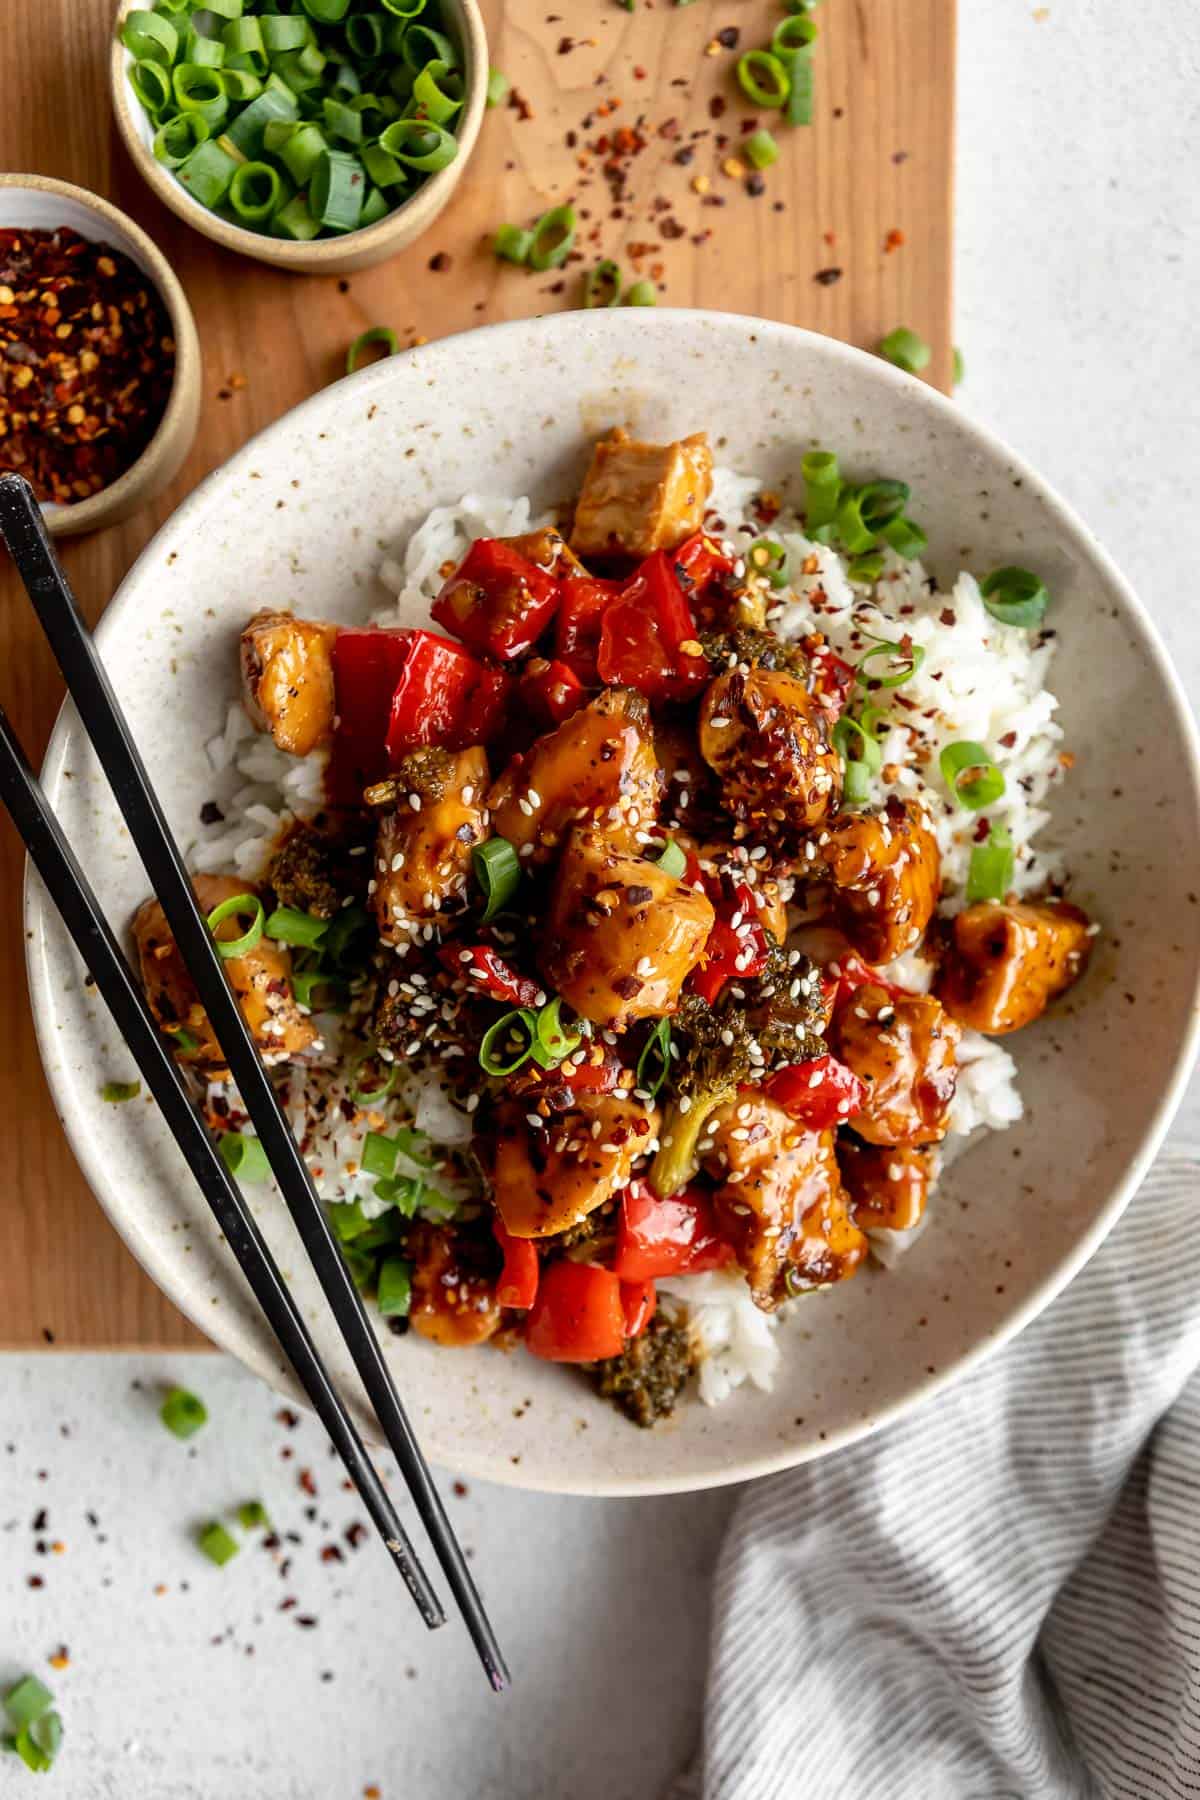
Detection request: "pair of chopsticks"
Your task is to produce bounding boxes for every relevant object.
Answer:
[0,475,508,1692]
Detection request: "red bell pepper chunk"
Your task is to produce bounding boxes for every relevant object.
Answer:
[831,953,906,1005]
[329,627,412,802]
[493,1217,540,1310]
[385,629,483,765]
[620,1278,656,1340]
[439,943,543,1009]
[598,550,708,702]
[461,663,511,744]
[807,641,855,722]
[431,538,561,662]
[554,570,618,683]
[691,879,770,1004]
[524,1261,628,1362]
[517,657,587,728]
[674,529,733,594]
[614,1181,734,1282]
[763,1055,866,1131]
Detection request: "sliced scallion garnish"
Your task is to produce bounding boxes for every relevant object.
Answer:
[237,1499,270,1530]
[747,538,789,588]
[205,891,265,960]
[802,449,840,529]
[348,1049,398,1106]
[486,67,509,107]
[361,1131,399,1179]
[529,997,581,1069]
[472,836,520,921]
[479,1007,537,1077]
[218,1133,272,1182]
[980,566,1049,630]
[528,203,577,271]
[584,259,623,308]
[494,223,533,264]
[744,128,780,169]
[376,1256,413,1317]
[855,636,925,690]
[940,741,1006,811]
[736,48,790,108]
[881,515,927,559]
[832,714,883,807]
[3,1677,53,1731]
[966,825,1014,903]
[345,326,399,375]
[655,838,688,880]
[623,279,657,306]
[264,906,330,949]
[636,1017,672,1100]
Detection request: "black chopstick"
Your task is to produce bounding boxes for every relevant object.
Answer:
[0,701,443,1631]
[0,474,509,1693]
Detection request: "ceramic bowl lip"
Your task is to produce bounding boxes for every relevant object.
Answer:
[109,0,487,269]
[0,172,200,534]
[24,309,1200,1495]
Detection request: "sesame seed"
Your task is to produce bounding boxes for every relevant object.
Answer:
[526,1113,544,1129]
[408,793,422,812]
[678,1095,693,1114]
[391,853,405,871]
[527,788,542,808]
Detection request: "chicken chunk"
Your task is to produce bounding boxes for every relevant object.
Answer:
[822,797,940,965]
[133,873,317,1076]
[540,830,715,1028]
[240,610,338,756]
[487,687,660,865]
[365,747,489,947]
[838,1139,934,1233]
[486,1092,661,1239]
[699,667,841,840]
[407,1222,502,1347]
[834,982,960,1147]
[703,1095,867,1307]
[571,428,713,559]
[937,899,1094,1035]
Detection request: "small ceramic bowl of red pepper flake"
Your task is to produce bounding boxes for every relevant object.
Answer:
[0,174,201,537]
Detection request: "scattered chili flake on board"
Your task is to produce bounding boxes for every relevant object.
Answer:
[814,267,844,285]
[0,226,175,506]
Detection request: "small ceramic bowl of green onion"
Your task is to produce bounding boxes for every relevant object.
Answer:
[110,0,487,275]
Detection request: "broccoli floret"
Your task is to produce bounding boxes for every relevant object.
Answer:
[649,994,755,1197]
[593,1311,695,1427]
[697,627,808,679]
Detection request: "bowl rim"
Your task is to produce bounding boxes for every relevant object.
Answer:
[0,172,201,532]
[24,309,1200,1494]
[109,0,487,268]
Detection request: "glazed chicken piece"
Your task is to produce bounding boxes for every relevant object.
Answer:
[838,1139,934,1233]
[407,1222,502,1347]
[699,667,841,841]
[133,873,317,1076]
[834,982,960,1147]
[487,687,660,865]
[703,1094,867,1308]
[571,428,713,559]
[487,1092,661,1239]
[500,525,585,575]
[365,746,489,947]
[240,610,338,757]
[822,797,940,965]
[938,899,1093,1035]
[540,829,715,1029]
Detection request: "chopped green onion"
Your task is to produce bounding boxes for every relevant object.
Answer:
[636,1017,672,1100]
[623,279,657,306]
[11,1715,61,1774]
[400,23,457,71]
[858,701,889,740]
[361,1131,399,1179]
[323,94,365,144]
[472,836,520,920]
[167,1025,201,1053]
[4,1677,53,1731]
[879,327,932,373]
[412,58,464,125]
[655,838,687,879]
[173,62,230,127]
[736,49,790,108]
[940,741,1006,811]
[264,905,329,948]
[953,346,965,386]
[417,1187,458,1221]
[260,15,308,51]
[153,112,211,166]
[773,13,818,50]
[847,551,884,584]
[376,1255,413,1317]
[214,131,247,166]
[329,1201,371,1242]
[529,997,581,1070]
[202,0,244,18]
[291,966,347,1008]
[346,326,399,374]
[270,194,321,240]
[197,1521,240,1566]
[980,566,1049,630]
[237,1499,270,1530]
[372,1175,423,1215]
[833,488,879,556]
[744,128,779,169]
[121,10,179,64]
[396,1127,434,1166]
[494,223,533,264]
[205,891,265,959]
[101,1079,141,1103]
[855,478,910,534]
[966,824,1014,903]
[221,66,264,101]
[361,141,407,188]
[881,515,927,559]
[528,204,577,272]
[747,538,789,588]
[303,0,352,21]
[378,118,458,171]
[229,158,285,222]
[223,15,266,65]
[218,1132,272,1182]
[160,1386,208,1439]
[832,714,883,807]
[349,1049,398,1106]
[584,259,623,308]
[855,635,925,689]
[311,148,365,230]
[130,57,174,113]
[487,67,509,107]
[802,450,840,528]
[479,1008,537,1077]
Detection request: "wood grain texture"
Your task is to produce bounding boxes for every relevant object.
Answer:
[0,0,954,1348]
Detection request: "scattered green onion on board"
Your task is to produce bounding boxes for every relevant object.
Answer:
[345,325,399,374]
[966,824,1014,903]
[472,836,520,920]
[527,203,577,271]
[494,223,534,264]
[980,565,1050,629]
[118,0,465,240]
[160,1385,208,1439]
[218,1132,273,1182]
[736,49,791,109]
[584,259,623,308]
[940,741,1006,811]
[623,278,657,306]
[878,327,933,374]
[101,1078,142,1103]
[744,128,780,169]
[486,67,509,107]
[197,1520,241,1567]
[655,838,688,879]
[205,891,265,959]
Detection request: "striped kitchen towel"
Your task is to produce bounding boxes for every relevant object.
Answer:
[678,1149,1200,1800]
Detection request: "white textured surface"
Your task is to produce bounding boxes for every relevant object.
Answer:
[4,7,1200,1795]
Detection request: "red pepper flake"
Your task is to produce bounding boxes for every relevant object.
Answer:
[276,1408,300,1429]
[998,730,1018,749]
[892,149,910,164]
[814,267,843,285]
[939,607,956,627]
[746,173,766,198]
[884,228,906,253]
[428,252,452,272]
[0,226,176,506]
[508,89,534,121]
[708,95,727,119]
[715,25,740,48]
[298,1468,317,1497]
[661,217,686,239]
[345,1521,368,1549]
[320,1544,345,1564]
[295,1615,319,1629]
[632,65,647,79]
[48,1648,70,1670]
[557,36,575,54]
[27,1575,44,1589]
[453,1480,469,1497]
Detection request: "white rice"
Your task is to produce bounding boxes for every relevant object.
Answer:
[193,467,1071,1410]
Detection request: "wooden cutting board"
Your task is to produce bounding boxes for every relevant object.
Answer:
[0,0,955,1349]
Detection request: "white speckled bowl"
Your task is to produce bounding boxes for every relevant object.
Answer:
[24,312,1200,1495]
